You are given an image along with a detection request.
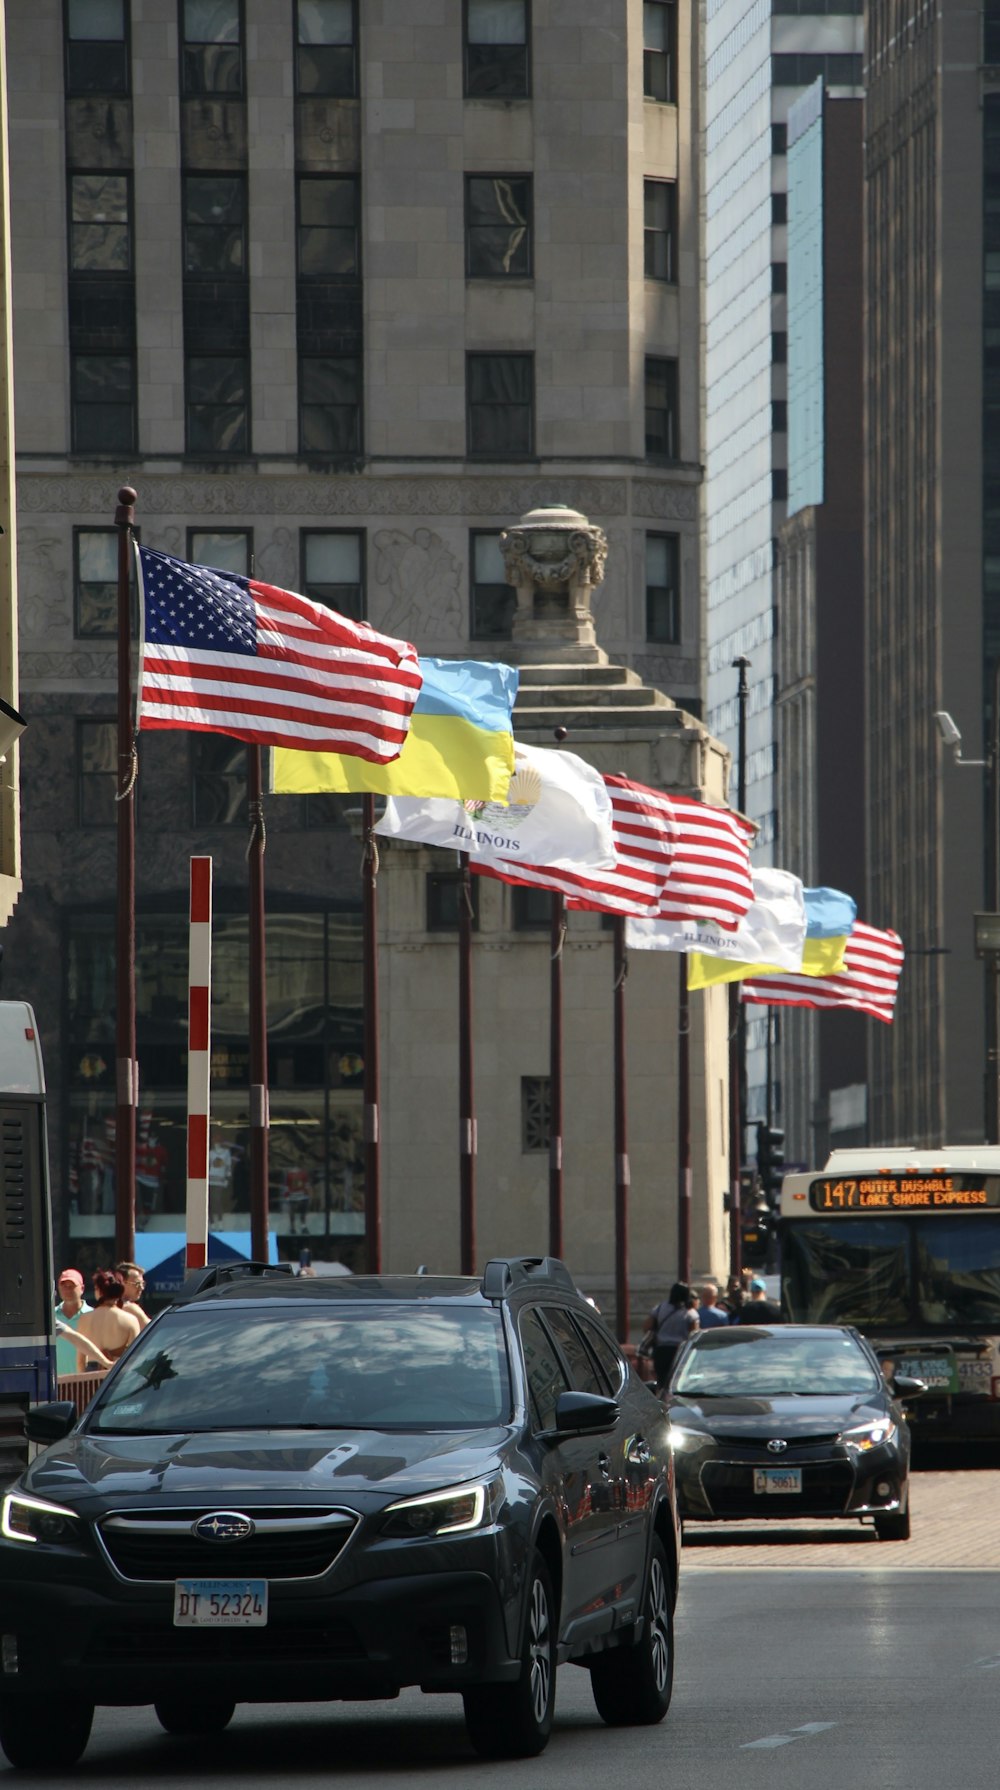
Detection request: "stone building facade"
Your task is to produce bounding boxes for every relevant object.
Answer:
[2,0,727,1310]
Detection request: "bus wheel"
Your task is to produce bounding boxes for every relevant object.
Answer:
[0,1696,93,1768]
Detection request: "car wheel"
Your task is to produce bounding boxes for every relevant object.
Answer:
[590,1535,674,1727]
[155,1698,236,1735]
[0,1695,94,1769]
[463,1553,556,1759]
[874,1504,911,1542]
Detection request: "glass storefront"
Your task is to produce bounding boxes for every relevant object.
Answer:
[62,901,366,1281]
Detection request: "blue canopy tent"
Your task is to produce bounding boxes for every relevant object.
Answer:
[133,1231,279,1297]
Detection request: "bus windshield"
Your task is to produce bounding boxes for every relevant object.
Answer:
[783,1216,1000,1329]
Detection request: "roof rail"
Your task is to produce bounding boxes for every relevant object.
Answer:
[175,1261,295,1301]
[480,1257,578,1301]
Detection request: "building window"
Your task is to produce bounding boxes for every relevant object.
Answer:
[772,192,787,226]
[643,179,676,282]
[69,174,131,273]
[465,176,532,278]
[645,533,679,643]
[470,530,514,639]
[512,887,551,930]
[644,357,678,459]
[71,352,135,453]
[772,468,788,502]
[187,529,251,576]
[304,791,354,829]
[192,735,248,826]
[297,176,360,278]
[78,721,119,827]
[772,261,787,294]
[298,356,362,456]
[772,123,787,156]
[185,354,249,454]
[464,0,529,99]
[301,530,365,621]
[427,872,480,933]
[772,53,862,86]
[521,1075,551,1152]
[772,399,787,433]
[75,528,118,636]
[772,330,787,364]
[643,1,675,103]
[467,353,534,458]
[183,175,246,278]
[65,0,129,95]
[295,0,357,97]
[181,0,242,97]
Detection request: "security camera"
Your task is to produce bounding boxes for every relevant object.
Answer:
[934,711,962,748]
[0,696,26,763]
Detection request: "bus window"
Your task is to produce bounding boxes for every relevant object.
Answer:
[782,1218,910,1327]
[914,1218,1000,1327]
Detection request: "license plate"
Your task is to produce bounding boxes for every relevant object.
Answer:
[897,1356,957,1391]
[743,1232,759,1243]
[173,1580,268,1627]
[753,1467,802,1494]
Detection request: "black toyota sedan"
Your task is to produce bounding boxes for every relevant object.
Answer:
[0,1258,679,1770]
[664,1324,923,1540]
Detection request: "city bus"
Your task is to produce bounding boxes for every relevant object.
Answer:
[0,1003,55,1480]
[779,1148,1000,1440]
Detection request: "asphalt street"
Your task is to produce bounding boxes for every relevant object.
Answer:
[5,1468,998,1788]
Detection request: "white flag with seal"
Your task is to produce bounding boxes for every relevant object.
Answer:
[626,867,807,968]
[375,741,615,871]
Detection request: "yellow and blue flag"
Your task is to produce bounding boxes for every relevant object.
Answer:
[271,656,518,803]
[686,884,856,990]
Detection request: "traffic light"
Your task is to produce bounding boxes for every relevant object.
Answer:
[756,1122,786,1204]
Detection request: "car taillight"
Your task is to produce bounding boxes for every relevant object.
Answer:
[991,1376,1000,1402]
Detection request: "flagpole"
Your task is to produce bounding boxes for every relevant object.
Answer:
[362,793,381,1271]
[458,851,476,1274]
[114,484,137,1263]
[613,916,630,1343]
[247,745,269,1262]
[549,893,565,1258]
[729,654,751,1279]
[677,954,692,1284]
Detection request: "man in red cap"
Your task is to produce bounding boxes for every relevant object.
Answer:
[54,1269,92,1377]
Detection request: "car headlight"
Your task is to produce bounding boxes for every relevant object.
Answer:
[667,1424,705,1452]
[1,1490,82,1546]
[840,1420,896,1452]
[381,1477,501,1539]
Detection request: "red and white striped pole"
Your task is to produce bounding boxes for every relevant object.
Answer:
[186,856,212,1270]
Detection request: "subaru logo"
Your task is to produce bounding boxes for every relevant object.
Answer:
[766,1439,788,1454]
[193,1511,255,1543]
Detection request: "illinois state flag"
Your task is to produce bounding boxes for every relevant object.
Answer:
[137,547,422,760]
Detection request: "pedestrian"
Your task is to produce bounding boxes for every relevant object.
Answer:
[77,1270,142,1366]
[115,1260,150,1329]
[696,1280,730,1328]
[646,1282,699,1389]
[738,1275,784,1323]
[719,1273,747,1322]
[53,1268,92,1378]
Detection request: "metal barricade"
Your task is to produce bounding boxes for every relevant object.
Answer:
[56,1372,107,1417]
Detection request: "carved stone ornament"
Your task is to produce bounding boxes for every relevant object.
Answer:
[499,507,608,592]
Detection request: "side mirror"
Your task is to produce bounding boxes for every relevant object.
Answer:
[892,1375,927,1399]
[24,1402,78,1444]
[553,1391,619,1434]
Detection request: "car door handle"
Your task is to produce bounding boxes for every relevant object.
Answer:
[598,1453,613,1479]
[625,1435,650,1466]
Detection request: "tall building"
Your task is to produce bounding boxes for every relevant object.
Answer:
[865,0,988,1144]
[0,0,19,933]
[2,0,721,1294]
[701,0,862,1140]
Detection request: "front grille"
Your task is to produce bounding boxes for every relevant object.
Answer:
[701,1459,854,1516]
[97,1506,358,1582]
[710,1432,841,1450]
[90,1622,364,1666]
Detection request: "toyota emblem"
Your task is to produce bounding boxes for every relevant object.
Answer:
[766,1439,788,1454]
[193,1511,255,1543]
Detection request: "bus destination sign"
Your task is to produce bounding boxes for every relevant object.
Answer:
[808,1174,1000,1212]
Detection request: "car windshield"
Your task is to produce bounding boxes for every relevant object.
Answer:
[672,1329,880,1397]
[87,1303,512,1434]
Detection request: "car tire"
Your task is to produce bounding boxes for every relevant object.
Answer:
[463,1553,556,1759]
[0,1695,94,1769]
[154,1698,236,1735]
[874,1503,911,1542]
[589,1535,674,1727]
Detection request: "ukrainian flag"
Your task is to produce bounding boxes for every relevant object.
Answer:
[687,886,856,991]
[271,656,518,803]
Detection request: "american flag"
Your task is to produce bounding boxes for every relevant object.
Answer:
[472,775,675,916]
[137,547,422,759]
[741,922,905,1024]
[473,774,754,925]
[653,793,756,931]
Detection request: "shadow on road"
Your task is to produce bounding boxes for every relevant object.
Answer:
[682,1524,878,1548]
